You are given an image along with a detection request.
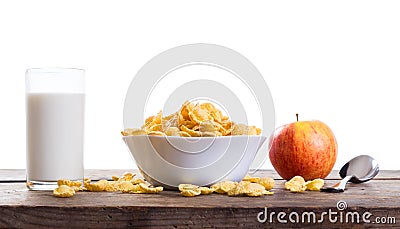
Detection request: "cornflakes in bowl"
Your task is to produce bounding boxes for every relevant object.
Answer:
[122,101,266,189]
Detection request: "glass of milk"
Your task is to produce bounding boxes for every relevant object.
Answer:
[26,68,85,190]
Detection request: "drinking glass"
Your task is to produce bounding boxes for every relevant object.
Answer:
[26,68,85,190]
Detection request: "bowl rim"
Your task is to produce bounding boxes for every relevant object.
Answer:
[122,135,267,140]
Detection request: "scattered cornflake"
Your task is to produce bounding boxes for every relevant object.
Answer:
[245,183,269,197]
[227,181,250,196]
[241,175,275,191]
[227,181,268,197]
[119,172,135,181]
[198,187,214,195]
[178,184,213,197]
[177,175,276,197]
[53,185,75,198]
[242,175,261,183]
[131,178,146,185]
[211,181,237,194]
[57,179,84,191]
[181,189,201,197]
[84,179,110,192]
[111,176,119,181]
[137,183,163,194]
[104,181,119,192]
[128,184,144,194]
[285,176,326,192]
[53,171,164,198]
[53,171,278,199]
[305,178,325,191]
[258,177,275,191]
[178,184,199,192]
[118,181,135,193]
[285,176,307,193]
[57,179,81,187]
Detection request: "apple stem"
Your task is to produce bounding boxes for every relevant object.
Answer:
[296,113,299,122]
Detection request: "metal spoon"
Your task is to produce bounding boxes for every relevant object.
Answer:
[321,155,379,193]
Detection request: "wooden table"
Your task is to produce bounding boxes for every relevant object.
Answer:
[0,169,399,228]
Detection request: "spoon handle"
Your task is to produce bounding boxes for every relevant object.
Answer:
[321,175,353,193]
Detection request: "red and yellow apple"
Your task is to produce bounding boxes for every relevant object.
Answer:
[269,116,337,181]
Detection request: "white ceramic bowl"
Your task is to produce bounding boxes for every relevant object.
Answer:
[123,135,266,189]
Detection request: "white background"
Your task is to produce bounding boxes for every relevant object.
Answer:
[0,1,399,170]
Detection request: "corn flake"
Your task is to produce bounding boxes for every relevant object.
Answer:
[178,120,196,129]
[245,183,268,197]
[180,101,192,120]
[128,184,144,194]
[258,177,275,190]
[178,184,199,192]
[162,112,179,129]
[242,175,261,183]
[118,181,135,193]
[226,181,268,197]
[189,106,212,124]
[137,183,163,194]
[131,178,146,185]
[112,176,119,181]
[231,124,258,136]
[119,172,135,181]
[177,175,274,197]
[56,179,85,191]
[121,128,147,136]
[178,184,213,197]
[84,179,109,192]
[104,181,119,192]
[180,125,201,137]
[199,120,217,133]
[147,131,166,136]
[211,181,237,194]
[178,131,191,137]
[305,178,324,191]
[227,181,250,196]
[285,176,307,193]
[147,124,163,132]
[181,189,201,197]
[53,185,75,198]
[198,187,214,195]
[165,127,180,136]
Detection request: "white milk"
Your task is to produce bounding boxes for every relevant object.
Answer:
[26,93,84,181]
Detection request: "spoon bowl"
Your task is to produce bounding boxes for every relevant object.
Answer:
[321,155,379,193]
[339,155,379,183]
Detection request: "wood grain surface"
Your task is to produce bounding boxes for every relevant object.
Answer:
[0,170,399,228]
